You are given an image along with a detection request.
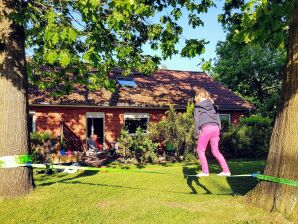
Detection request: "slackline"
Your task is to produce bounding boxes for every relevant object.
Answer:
[1,154,297,188]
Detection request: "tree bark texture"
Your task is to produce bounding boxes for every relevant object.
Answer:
[0,0,33,199]
[246,0,298,221]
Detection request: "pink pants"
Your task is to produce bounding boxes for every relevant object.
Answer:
[196,125,230,173]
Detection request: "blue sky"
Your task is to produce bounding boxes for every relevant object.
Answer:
[144,0,227,71]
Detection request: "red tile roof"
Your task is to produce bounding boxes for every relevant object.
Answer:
[29,69,252,110]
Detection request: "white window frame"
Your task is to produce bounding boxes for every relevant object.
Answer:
[219,114,231,124]
[29,111,36,132]
[124,113,149,134]
[86,112,105,143]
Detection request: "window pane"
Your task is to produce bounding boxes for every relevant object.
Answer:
[117,78,137,87]
[219,114,230,123]
[125,118,148,134]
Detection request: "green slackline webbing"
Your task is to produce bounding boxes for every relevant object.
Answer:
[1,154,298,188]
[184,174,253,177]
[255,174,298,188]
[0,155,32,168]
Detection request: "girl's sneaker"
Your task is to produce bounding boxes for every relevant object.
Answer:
[217,172,231,176]
[196,172,209,177]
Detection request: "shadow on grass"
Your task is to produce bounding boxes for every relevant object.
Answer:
[226,160,265,195]
[182,167,211,194]
[36,160,265,196]
[38,170,99,187]
[226,177,259,195]
[182,160,265,196]
[59,180,191,195]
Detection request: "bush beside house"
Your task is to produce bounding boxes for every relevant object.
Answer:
[220,115,272,158]
[117,106,272,163]
[117,128,158,164]
[147,103,196,160]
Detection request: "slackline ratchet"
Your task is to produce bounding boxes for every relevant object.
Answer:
[1,155,297,188]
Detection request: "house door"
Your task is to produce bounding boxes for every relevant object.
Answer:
[86,112,104,144]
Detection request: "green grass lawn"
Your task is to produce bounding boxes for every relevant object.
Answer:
[0,160,290,224]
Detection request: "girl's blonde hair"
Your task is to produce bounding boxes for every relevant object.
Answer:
[195,87,214,103]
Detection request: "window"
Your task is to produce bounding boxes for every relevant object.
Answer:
[116,77,137,87]
[219,114,231,124]
[28,111,36,133]
[124,113,149,134]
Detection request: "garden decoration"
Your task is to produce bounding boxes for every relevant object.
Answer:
[1,155,297,188]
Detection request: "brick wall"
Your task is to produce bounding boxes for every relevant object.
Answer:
[29,106,246,148]
[30,106,167,147]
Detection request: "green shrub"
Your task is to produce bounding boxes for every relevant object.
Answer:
[30,131,52,145]
[30,132,54,163]
[117,129,133,159]
[240,115,272,127]
[117,128,158,164]
[220,115,272,158]
[134,128,158,164]
[184,152,197,162]
[148,103,196,158]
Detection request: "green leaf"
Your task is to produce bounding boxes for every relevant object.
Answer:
[61,28,68,41]
[52,32,59,45]
[46,51,58,64]
[68,28,78,42]
[46,9,55,24]
[200,59,212,72]
[59,51,71,67]
[181,39,208,58]
[171,8,182,20]
[188,14,204,28]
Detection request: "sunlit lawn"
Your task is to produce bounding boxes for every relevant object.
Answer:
[0,160,290,224]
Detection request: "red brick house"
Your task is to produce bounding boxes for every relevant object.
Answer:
[28,69,252,150]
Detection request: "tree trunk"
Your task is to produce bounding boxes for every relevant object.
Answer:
[0,0,33,198]
[246,0,298,220]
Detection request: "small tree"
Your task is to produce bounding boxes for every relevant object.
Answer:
[117,129,133,161]
[148,103,196,159]
[131,128,158,164]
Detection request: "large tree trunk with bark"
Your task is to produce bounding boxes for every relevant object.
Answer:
[0,0,33,198]
[246,0,298,221]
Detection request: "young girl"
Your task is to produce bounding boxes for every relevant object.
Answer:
[194,88,231,177]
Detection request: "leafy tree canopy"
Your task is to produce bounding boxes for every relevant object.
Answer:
[219,0,293,48]
[213,41,285,118]
[5,0,293,97]
[199,0,293,119]
[11,0,215,94]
